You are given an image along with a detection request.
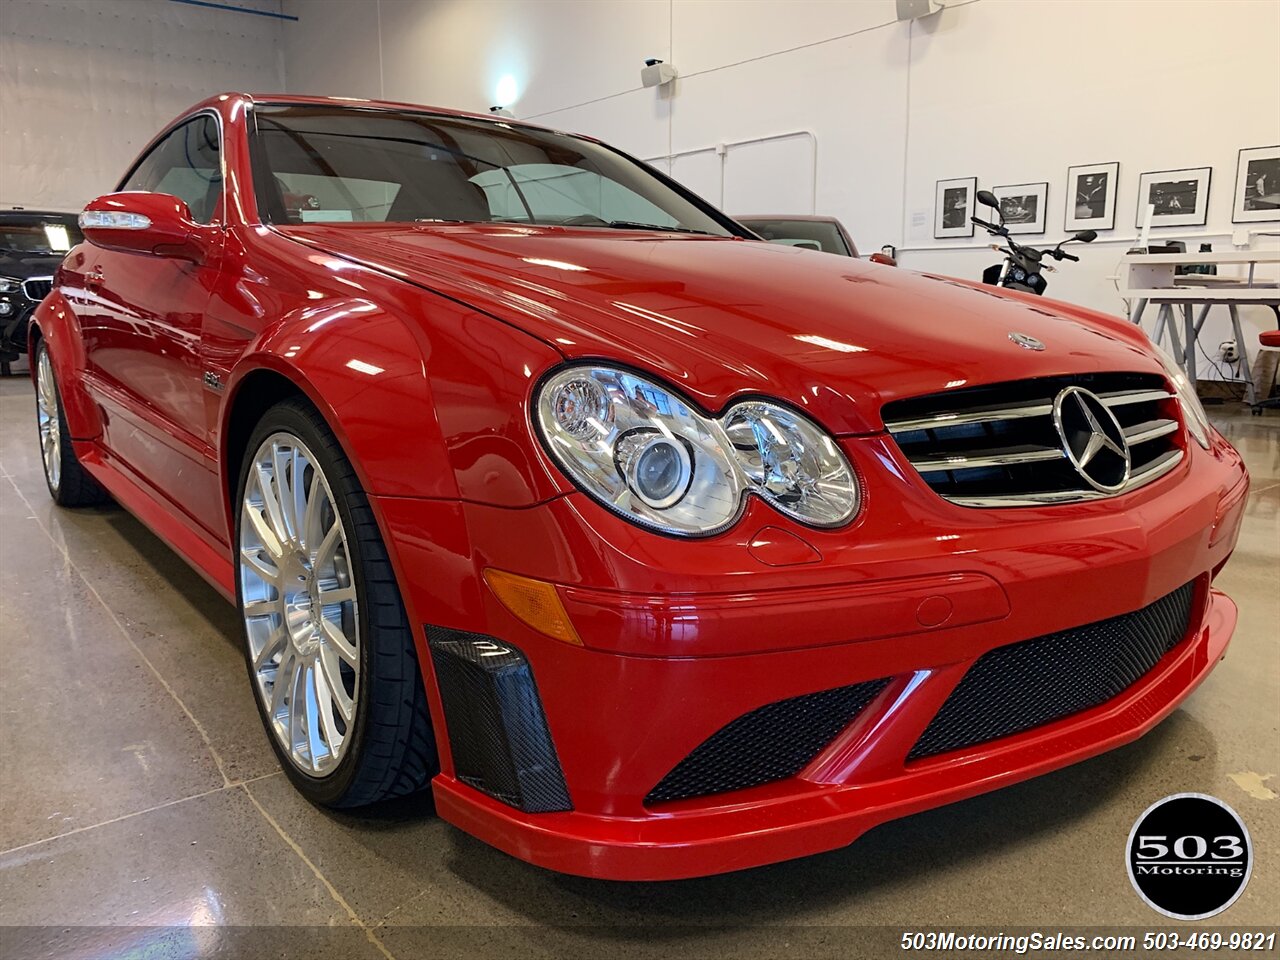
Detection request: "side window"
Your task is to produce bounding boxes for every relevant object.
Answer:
[121,115,222,224]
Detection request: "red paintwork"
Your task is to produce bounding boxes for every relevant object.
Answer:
[31,93,1248,880]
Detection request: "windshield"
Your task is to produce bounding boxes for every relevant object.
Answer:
[250,104,736,236]
[738,219,853,257]
[0,216,83,255]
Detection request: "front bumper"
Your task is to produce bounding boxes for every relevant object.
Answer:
[376,429,1248,880]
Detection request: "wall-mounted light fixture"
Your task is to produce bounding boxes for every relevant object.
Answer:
[641,58,677,89]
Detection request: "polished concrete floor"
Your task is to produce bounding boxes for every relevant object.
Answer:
[1,370,1277,958]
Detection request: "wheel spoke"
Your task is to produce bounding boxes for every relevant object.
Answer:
[318,583,356,607]
[314,655,347,750]
[301,470,322,553]
[303,660,325,769]
[317,645,353,723]
[240,546,281,587]
[312,520,340,569]
[319,615,359,666]
[245,496,285,559]
[289,449,309,549]
[290,653,308,751]
[271,650,295,720]
[253,625,287,670]
[243,596,280,621]
[256,461,291,548]
[273,441,305,548]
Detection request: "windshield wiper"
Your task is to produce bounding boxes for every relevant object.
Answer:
[602,220,716,235]
[413,218,541,227]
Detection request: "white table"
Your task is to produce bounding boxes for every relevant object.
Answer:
[1121,250,1280,404]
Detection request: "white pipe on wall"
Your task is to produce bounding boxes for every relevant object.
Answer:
[646,130,818,212]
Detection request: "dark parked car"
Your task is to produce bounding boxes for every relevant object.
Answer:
[735,214,858,257]
[0,209,82,372]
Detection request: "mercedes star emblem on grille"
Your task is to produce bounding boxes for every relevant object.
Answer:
[1008,332,1045,351]
[1052,386,1131,492]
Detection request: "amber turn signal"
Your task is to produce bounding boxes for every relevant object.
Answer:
[483,569,583,646]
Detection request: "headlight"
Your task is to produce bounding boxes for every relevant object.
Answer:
[1151,343,1212,449]
[722,400,859,526]
[0,277,20,294]
[535,366,859,536]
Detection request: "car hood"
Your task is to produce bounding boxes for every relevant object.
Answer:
[277,224,1158,434]
[0,251,63,281]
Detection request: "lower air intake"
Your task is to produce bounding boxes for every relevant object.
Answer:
[909,581,1196,761]
[427,626,571,813]
[645,678,890,806]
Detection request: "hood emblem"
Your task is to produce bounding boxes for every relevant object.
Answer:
[1008,332,1045,351]
[1052,386,1131,492]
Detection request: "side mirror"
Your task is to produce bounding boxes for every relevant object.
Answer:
[975,190,1000,211]
[80,192,213,262]
[1073,229,1097,243]
[869,252,898,267]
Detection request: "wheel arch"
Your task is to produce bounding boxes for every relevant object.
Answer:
[221,365,310,509]
[218,357,394,536]
[27,292,104,440]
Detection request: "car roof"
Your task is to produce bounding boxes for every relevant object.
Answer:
[194,92,575,140]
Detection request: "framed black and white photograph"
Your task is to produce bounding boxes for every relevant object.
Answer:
[934,176,976,238]
[1065,161,1118,231]
[1232,145,1280,222]
[993,182,1048,235]
[1135,167,1211,228]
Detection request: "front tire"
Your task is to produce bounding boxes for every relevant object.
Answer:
[235,398,437,807]
[35,342,107,506]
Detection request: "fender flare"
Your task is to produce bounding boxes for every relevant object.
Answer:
[28,291,104,440]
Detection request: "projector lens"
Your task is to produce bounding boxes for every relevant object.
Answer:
[617,431,691,509]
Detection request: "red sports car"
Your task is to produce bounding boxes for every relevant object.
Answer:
[32,94,1247,880]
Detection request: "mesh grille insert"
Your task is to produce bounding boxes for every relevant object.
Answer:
[645,678,889,806]
[909,581,1196,761]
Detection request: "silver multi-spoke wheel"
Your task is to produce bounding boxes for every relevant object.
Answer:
[240,432,360,777]
[36,349,61,491]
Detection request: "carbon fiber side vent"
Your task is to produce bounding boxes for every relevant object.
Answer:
[427,626,571,813]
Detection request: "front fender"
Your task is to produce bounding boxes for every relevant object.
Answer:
[222,292,570,506]
[28,288,103,440]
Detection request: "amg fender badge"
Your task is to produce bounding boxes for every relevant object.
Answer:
[202,371,224,392]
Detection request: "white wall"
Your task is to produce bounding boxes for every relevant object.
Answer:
[6,0,1271,371]
[0,0,286,211]
[899,0,1280,369]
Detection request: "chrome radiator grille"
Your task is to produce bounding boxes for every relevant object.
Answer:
[882,373,1183,507]
[22,277,53,301]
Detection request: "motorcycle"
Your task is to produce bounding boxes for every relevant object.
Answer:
[971,189,1096,296]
